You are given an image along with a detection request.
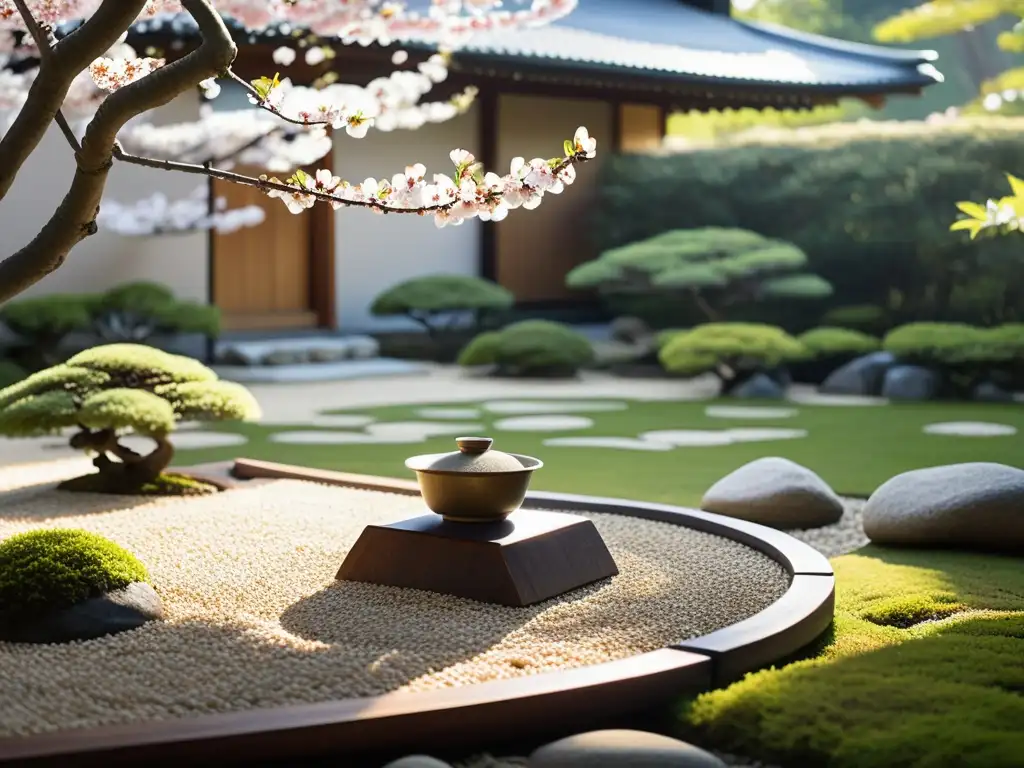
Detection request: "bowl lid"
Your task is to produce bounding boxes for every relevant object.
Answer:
[405,437,532,474]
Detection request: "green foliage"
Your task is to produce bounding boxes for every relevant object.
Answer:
[457,320,594,376]
[0,360,26,388]
[821,304,889,332]
[0,294,95,338]
[883,322,1024,365]
[0,344,260,439]
[567,228,830,324]
[594,118,1024,328]
[370,274,514,334]
[798,327,882,358]
[679,546,1024,767]
[658,323,806,379]
[94,281,220,339]
[0,529,149,616]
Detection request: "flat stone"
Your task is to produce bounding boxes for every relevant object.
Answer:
[269,430,417,445]
[0,582,164,644]
[789,391,887,406]
[701,457,844,529]
[821,351,896,396]
[730,373,785,399]
[862,462,1024,553]
[483,400,628,415]
[381,757,453,768]
[262,349,309,366]
[705,406,797,420]
[494,415,594,432]
[415,407,482,420]
[529,730,725,768]
[366,421,484,440]
[347,334,381,359]
[724,428,808,443]
[923,421,1017,437]
[639,428,807,447]
[308,345,350,363]
[972,381,1014,402]
[120,432,248,453]
[544,436,676,451]
[881,365,941,401]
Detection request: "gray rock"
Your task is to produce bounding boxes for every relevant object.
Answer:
[862,463,1024,554]
[881,365,941,401]
[216,346,252,366]
[730,373,785,400]
[701,457,844,530]
[381,757,453,768]
[821,351,896,396]
[261,349,310,366]
[530,730,725,768]
[0,582,164,644]
[308,345,350,363]
[972,381,1014,402]
[347,334,381,359]
[610,316,650,344]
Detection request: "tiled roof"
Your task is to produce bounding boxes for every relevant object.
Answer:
[127,0,941,92]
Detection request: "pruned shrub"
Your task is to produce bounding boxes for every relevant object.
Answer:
[821,304,890,334]
[883,322,1024,394]
[793,327,882,384]
[0,344,261,495]
[92,281,220,342]
[595,117,1024,327]
[0,294,97,369]
[457,320,594,378]
[658,323,806,391]
[566,227,831,326]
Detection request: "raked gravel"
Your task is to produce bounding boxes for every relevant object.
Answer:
[0,459,789,739]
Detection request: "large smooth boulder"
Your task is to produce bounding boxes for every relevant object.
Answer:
[701,457,844,530]
[529,730,725,768]
[820,351,896,396]
[881,365,941,401]
[862,463,1024,553]
[730,372,785,400]
[382,757,452,768]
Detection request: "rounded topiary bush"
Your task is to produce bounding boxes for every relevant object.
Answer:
[0,529,149,617]
[658,323,806,391]
[458,320,594,377]
[793,327,882,384]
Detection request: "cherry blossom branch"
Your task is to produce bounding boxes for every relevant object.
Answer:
[0,0,237,302]
[11,0,50,59]
[0,0,149,202]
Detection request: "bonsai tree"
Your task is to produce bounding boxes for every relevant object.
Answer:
[91,282,221,343]
[458,320,595,378]
[792,327,882,384]
[566,227,833,323]
[0,294,98,370]
[658,323,807,392]
[0,343,261,495]
[883,322,1024,396]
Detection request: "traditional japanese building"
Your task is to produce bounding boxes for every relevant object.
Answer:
[5,0,941,333]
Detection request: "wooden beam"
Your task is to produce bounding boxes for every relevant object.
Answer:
[308,131,337,328]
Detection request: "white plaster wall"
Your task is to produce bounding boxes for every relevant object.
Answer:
[333,102,481,332]
[1,92,208,303]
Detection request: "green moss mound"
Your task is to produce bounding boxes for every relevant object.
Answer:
[458,320,594,377]
[57,472,218,496]
[798,327,881,358]
[679,546,1024,767]
[0,529,150,616]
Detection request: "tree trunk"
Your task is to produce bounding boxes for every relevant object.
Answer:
[66,428,174,491]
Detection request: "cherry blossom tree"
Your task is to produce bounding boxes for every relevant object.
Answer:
[0,0,597,303]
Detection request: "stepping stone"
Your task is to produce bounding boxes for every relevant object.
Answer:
[269,430,422,445]
[483,400,628,415]
[529,729,725,767]
[544,436,675,451]
[862,462,1024,553]
[705,405,797,419]
[366,421,483,440]
[881,365,941,401]
[724,428,808,443]
[821,351,896,396]
[639,429,733,447]
[789,392,887,406]
[257,414,376,429]
[923,421,1018,437]
[415,407,482,420]
[701,457,844,530]
[381,757,453,768]
[494,415,594,432]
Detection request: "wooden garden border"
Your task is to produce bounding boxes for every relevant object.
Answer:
[0,459,835,767]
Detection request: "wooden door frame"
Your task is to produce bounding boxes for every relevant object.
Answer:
[206,143,337,330]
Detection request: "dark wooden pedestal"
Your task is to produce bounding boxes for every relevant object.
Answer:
[336,509,619,606]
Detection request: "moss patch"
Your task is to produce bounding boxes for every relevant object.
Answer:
[57,472,218,496]
[0,529,150,616]
[678,546,1024,768]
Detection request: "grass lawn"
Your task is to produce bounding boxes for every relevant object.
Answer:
[679,546,1024,767]
[175,398,1024,506]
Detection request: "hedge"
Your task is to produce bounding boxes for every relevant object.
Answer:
[457,320,594,377]
[594,117,1024,329]
[658,323,805,383]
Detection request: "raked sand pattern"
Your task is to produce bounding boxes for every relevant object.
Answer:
[0,461,789,738]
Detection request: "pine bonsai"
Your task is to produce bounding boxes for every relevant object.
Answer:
[0,343,260,494]
[91,282,221,343]
[370,274,514,337]
[458,320,595,378]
